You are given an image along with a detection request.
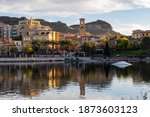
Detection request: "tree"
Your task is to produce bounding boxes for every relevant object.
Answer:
[10,47,18,57]
[32,39,42,55]
[10,47,18,53]
[89,42,96,56]
[65,40,73,52]
[98,41,105,49]
[43,40,50,56]
[81,41,96,57]
[81,42,90,56]
[49,40,56,56]
[141,37,150,50]
[103,41,111,56]
[116,37,129,50]
[12,35,22,41]
[59,40,68,55]
[128,42,141,50]
[23,45,33,57]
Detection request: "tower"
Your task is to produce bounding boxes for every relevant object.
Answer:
[79,18,86,36]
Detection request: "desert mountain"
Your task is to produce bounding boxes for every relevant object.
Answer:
[0,16,117,35]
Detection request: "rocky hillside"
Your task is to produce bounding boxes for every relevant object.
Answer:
[71,20,117,35]
[0,16,117,35]
[37,19,77,33]
[0,16,27,25]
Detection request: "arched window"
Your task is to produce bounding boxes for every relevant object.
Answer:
[41,32,45,35]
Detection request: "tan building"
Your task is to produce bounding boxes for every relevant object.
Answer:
[79,18,86,36]
[19,19,41,29]
[132,29,150,39]
[51,31,62,42]
[21,25,52,45]
[19,19,62,45]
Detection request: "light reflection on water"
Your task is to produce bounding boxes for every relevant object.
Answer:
[0,62,150,100]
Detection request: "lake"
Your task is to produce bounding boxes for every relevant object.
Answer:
[0,62,150,100]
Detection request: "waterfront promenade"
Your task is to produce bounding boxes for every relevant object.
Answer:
[0,56,92,62]
[0,56,150,63]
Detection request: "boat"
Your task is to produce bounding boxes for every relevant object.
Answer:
[112,61,132,68]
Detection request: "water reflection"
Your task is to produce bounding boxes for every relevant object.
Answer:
[0,62,150,100]
[115,62,150,83]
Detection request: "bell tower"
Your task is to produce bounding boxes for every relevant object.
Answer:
[79,18,86,36]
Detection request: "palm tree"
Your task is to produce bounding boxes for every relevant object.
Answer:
[43,40,50,57]
[65,40,72,52]
[32,39,42,55]
[81,42,96,57]
[32,40,37,55]
[81,42,89,56]
[59,40,67,56]
[49,40,56,57]
[104,41,111,57]
[54,41,59,54]
[89,41,96,57]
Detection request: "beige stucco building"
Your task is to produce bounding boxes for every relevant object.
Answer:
[19,19,41,29]
[79,18,86,36]
[132,29,150,39]
[19,19,61,45]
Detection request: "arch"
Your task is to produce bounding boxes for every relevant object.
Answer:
[41,32,45,35]
[46,32,50,34]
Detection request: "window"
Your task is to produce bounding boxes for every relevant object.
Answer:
[19,21,27,25]
[41,32,45,35]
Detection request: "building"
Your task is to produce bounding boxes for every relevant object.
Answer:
[79,18,86,36]
[51,31,62,42]
[0,22,14,52]
[21,25,52,44]
[11,25,21,38]
[81,36,100,43]
[14,41,22,51]
[19,18,62,45]
[0,22,11,42]
[132,29,150,39]
[19,19,41,29]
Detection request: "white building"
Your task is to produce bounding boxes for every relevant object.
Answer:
[11,25,21,38]
[81,36,100,43]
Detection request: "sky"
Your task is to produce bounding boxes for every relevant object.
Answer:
[0,0,150,35]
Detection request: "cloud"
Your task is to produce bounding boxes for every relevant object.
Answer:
[0,0,150,17]
[113,21,150,35]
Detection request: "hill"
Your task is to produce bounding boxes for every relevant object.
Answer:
[71,20,117,35]
[0,16,117,35]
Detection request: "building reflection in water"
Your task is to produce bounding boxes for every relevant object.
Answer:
[0,62,150,99]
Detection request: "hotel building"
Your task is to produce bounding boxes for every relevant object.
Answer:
[19,19,61,45]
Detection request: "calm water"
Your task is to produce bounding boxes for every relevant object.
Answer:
[0,62,150,100]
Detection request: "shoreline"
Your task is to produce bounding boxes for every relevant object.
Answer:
[0,56,149,63]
